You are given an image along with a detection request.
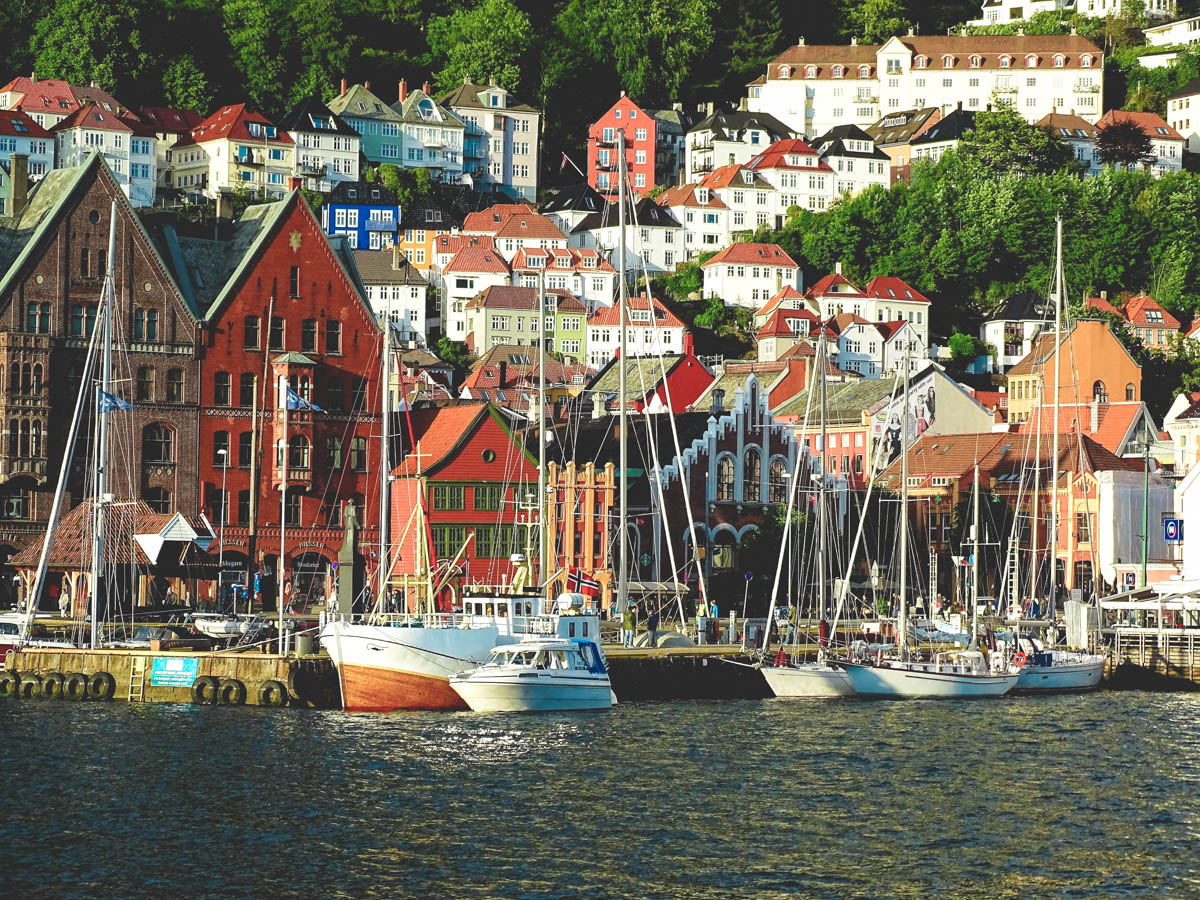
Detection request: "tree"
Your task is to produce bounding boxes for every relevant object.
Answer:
[30,0,160,102]
[161,54,214,113]
[427,0,532,94]
[837,0,911,43]
[1096,119,1155,170]
[223,0,291,113]
[957,105,1080,177]
[433,337,474,368]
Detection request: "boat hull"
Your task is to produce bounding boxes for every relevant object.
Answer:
[449,673,614,712]
[320,621,510,712]
[1014,658,1105,693]
[762,663,856,698]
[836,661,1019,699]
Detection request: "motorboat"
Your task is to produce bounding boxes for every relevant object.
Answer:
[832,650,1020,699]
[449,638,614,712]
[190,612,258,639]
[1014,647,1105,693]
[761,660,856,698]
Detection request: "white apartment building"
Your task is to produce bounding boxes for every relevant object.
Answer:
[585,294,687,368]
[972,0,1172,26]
[278,95,361,191]
[684,104,794,182]
[1097,109,1184,175]
[749,34,1105,138]
[805,271,931,347]
[1035,110,1102,175]
[980,292,1052,372]
[656,183,731,259]
[52,104,156,207]
[701,242,802,308]
[1167,77,1200,153]
[569,198,684,278]
[1145,12,1200,47]
[510,247,617,310]
[353,247,430,343]
[392,84,464,185]
[440,79,540,201]
[0,111,55,198]
[836,319,920,378]
[439,244,511,342]
[170,104,294,201]
[808,125,892,196]
[462,203,568,257]
[699,163,787,231]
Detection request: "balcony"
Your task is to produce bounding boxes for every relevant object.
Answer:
[0,457,47,483]
[235,152,263,167]
[993,84,1017,94]
[297,161,327,177]
[463,122,485,137]
[463,141,485,159]
[854,94,879,104]
[690,138,713,151]
[595,137,615,149]
[692,160,713,174]
[596,161,616,172]
[365,217,399,232]
[1074,82,1100,93]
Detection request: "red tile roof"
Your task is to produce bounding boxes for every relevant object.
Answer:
[1085,295,1122,317]
[827,312,870,335]
[588,294,685,328]
[465,285,586,312]
[745,138,833,173]
[50,103,149,135]
[1017,401,1146,455]
[462,203,538,233]
[756,307,822,339]
[1035,111,1098,138]
[1098,109,1183,141]
[0,77,79,114]
[755,284,805,319]
[510,247,615,273]
[435,234,496,256]
[492,212,568,241]
[393,404,492,476]
[0,109,51,139]
[701,242,799,268]
[807,272,864,296]
[139,106,205,134]
[444,246,510,275]
[901,35,1103,71]
[656,184,728,209]
[1123,294,1181,329]
[768,44,880,79]
[863,275,930,305]
[174,104,293,148]
[874,320,908,340]
[698,164,767,190]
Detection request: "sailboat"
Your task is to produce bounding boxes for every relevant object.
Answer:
[760,333,855,698]
[830,343,1021,699]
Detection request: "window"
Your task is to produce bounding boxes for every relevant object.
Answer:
[80,247,90,277]
[475,484,502,511]
[433,484,465,510]
[326,436,343,469]
[142,423,173,463]
[213,430,230,466]
[238,431,253,468]
[288,435,310,470]
[326,321,342,354]
[237,490,251,526]
[269,316,284,350]
[716,456,735,501]
[166,369,183,403]
[214,371,231,406]
[1076,512,1092,543]
[239,373,255,408]
[325,377,343,410]
[145,488,171,514]
[301,319,317,352]
[26,302,49,334]
[351,378,367,409]
[1092,380,1107,403]
[349,436,368,471]
[1126,383,1135,401]
[244,315,260,348]
[284,491,301,527]
[136,367,154,402]
[768,458,787,504]
[289,266,300,297]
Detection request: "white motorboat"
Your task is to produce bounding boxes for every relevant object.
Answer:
[833,651,1020,699]
[1014,648,1105,693]
[191,613,259,639]
[761,661,856,698]
[449,638,614,712]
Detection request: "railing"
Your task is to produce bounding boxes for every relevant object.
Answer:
[690,139,713,151]
[1074,82,1100,93]
[692,160,713,173]
[297,162,326,177]
[364,218,398,232]
[993,85,1017,94]
[2,457,47,481]
[362,612,562,635]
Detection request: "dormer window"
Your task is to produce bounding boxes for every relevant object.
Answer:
[805,66,817,78]
[1026,54,1039,67]
[696,187,709,203]
[858,65,871,78]
[1053,55,1065,68]
[779,65,792,78]
[968,55,981,68]
[1081,55,1093,68]
[999,55,1012,68]
[915,56,929,69]
[942,55,954,68]
[832,65,844,78]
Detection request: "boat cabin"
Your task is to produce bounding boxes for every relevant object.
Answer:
[482,639,606,674]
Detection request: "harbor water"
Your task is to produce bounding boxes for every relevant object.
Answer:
[6,692,1200,898]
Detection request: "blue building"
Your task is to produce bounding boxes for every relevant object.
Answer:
[320,180,401,250]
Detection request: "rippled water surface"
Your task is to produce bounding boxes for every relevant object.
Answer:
[5,692,1200,898]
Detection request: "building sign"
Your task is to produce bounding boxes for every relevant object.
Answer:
[1165,519,1183,543]
[150,657,200,687]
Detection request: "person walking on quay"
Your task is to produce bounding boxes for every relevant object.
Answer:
[784,603,798,645]
[646,608,659,649]
[622,604,635,648]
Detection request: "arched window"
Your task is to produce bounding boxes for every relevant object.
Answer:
[968,55,981,68]
[326,435,343,469]
[716,456,735,501]
[213,430,230,466]
[214,371,231,406]
[942,55,954,68]
[32,364,42,393]
[80,247,90,277]
[999,55,1011,68]
[238,431,253,467]
[1092,380,1107,403]
[743,448,762,502]
[857,65,870,78]
[915,56,928,69]
[712,531,736,571]
[142,423,173,463]
[768,458,788,504]
[349,436,368,471]
[1125,383,1135,401]
[778,65,791,78]
[239,373,255,407]
[1026,54,1039,67]
[145,487,171,514]
[166,368,183,403]
[832,65,844,78]
[804,66,816,78]
[289,434,311,470]
[30,421,41,458]
[19,420,30,457]
[1081,55,1093,68]
[136,366,154,402]
[1053,55,1065,68]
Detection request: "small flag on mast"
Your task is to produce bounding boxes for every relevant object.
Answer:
[565,566,600,598]
[97,390,133,412]
[285,386,324,413]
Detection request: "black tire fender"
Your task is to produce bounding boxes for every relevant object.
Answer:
[257,679,289,707]
[87,671,116,701]
[190,674,220,704]
[218,678,246,705]
[0,670,19,698]
[17,673,42,699]
[40,672,65,699]
[63,672,88,700]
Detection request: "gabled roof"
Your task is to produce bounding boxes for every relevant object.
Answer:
[50,102,153,136]
[571,198,682,232]
[1017,401,1151,456]
[1007,321,1138,378]
[510,247,615,274]
[699,163,777,189]
[745,138,837,173]
[866,108,941,146]
[910,108,976,146]
[435,233,496,257]
[755,285,805,319]
[687,108,793,142]
[174,104,293,148]
[463,346,593,392]
[874,320,909,340]
[897,34,1103,68]
[863,275,930,305]
[351,249,427,286]
[701,242,798,268]
[807,272,864,296]
[328,180,398,206]
[774,372,900,422]
[327,83,403,122]
[827,312,870,335]
[767,43,880,78]
[276,95,360,137]
[588,354,691,399]
[656,183,727,209]
[1169,75,1200,101]
[392,404,493,476]
[811,125,890,161]
[138,106,204,134]
[1097,109,1183,141]
[493,212,568,241]
[1085,295,1123,318]
[1123,294,1181,329]
[393,89,465,128]
[0,77,79,114]
[0,110,52,139]
[462,203,539,233]
[588,294,684,328]
[1035,110,1098,140]
[539,183,607,215]
[986,291,1052,322]
[438,80,537,113]
[443,245,510,275]
[756,307,823,339]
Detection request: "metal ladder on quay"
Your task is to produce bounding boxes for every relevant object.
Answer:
[127,656,147,702]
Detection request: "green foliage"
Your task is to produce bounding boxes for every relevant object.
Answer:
[693,294,730,330]
[1096,119,1156,169]
[837,0,911,43]
[378,163,433,211]
[300,188,325,212]
[161,54,214,113]
[957,105,1080,177]
[31,0,159,101]
[428,0,532,94]
[433,337,474,368]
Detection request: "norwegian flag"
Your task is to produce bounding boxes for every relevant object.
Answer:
[565,566,600,598]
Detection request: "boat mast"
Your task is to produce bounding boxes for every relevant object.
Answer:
[1049,215,1063,617]
[898,340,909,656]
[379,319,390,607]
[538,265,548,599]
[278,371,288,654]
[617,127,629,617]
[972,461,981,642]
[818,333,828,625]
[90,201,118,650]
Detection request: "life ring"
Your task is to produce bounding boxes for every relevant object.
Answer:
[63,672,89,701]
[40,672,65,699]
[190,675,220,704]
[1013,651,1027,666]
[257,679,289,707]
[0,670,19,698]
[218,678,247,705]
[17,673,42,699]
[87,671,116,701]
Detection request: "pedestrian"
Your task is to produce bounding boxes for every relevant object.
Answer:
[647,608,659,649]
[58,589,70,619]
[622,604,635,648]
[785,603,798,645]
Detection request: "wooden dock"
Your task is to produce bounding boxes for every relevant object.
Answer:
[1106,628,1200,690]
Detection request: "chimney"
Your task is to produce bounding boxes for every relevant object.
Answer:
[739,96,748,111]
[851,37,857,46]
[340,78,347,97]
[392,242,403,270]
[1101,290,1107,300]
[711,388,726,414]
[287,176,302,191]
[398,79,408,103]
[1089,397,1100,434]
[835,261,843,276]
[364,80,371,90]
[9,154,29,217]
[422,81,431,95]
[592,394,605,420]
[215,190,234,221]
[907,26,914,37]
[957,100,963,111]
[498,360,507,386]
[620,90,626,98]
[706,101,714,117]
[672,102,682,112]
[798,37,805,47]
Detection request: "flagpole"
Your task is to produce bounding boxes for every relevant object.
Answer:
[278,374,287,655]
[91,201,117,650]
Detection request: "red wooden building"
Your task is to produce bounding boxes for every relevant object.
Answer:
[587,94,661,198]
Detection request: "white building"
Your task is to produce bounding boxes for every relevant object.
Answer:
[353,247,431,343]
[51,104,156,207]
[585,294,687,368]
[980,291,1052,372]
[1164,391,1200,478]
[684,104,794,182]
[699,163,786,230]
[749,34,1105,138]
[808,125,892,196]
[462,203,568,258]
[1036,109,1102,175]
[392,83,465,185]
[439,78,541,201]
[510,247,617,310]
[656,183,731,259]
[701,242,802,308]
[909,107,976,164]
[0,111,55,204]
[1097,109,1184,175]
[1145,12,1200,47]
[277,95,361,191]
[1167,77,1200,153]
[439,243,511,342]
[569,198,685,278]
[835,318,922,378]
[169,104,294,201]
[972,0,1173,26]
[804,271,931,348]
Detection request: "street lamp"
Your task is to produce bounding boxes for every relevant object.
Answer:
[217,448,228,613]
